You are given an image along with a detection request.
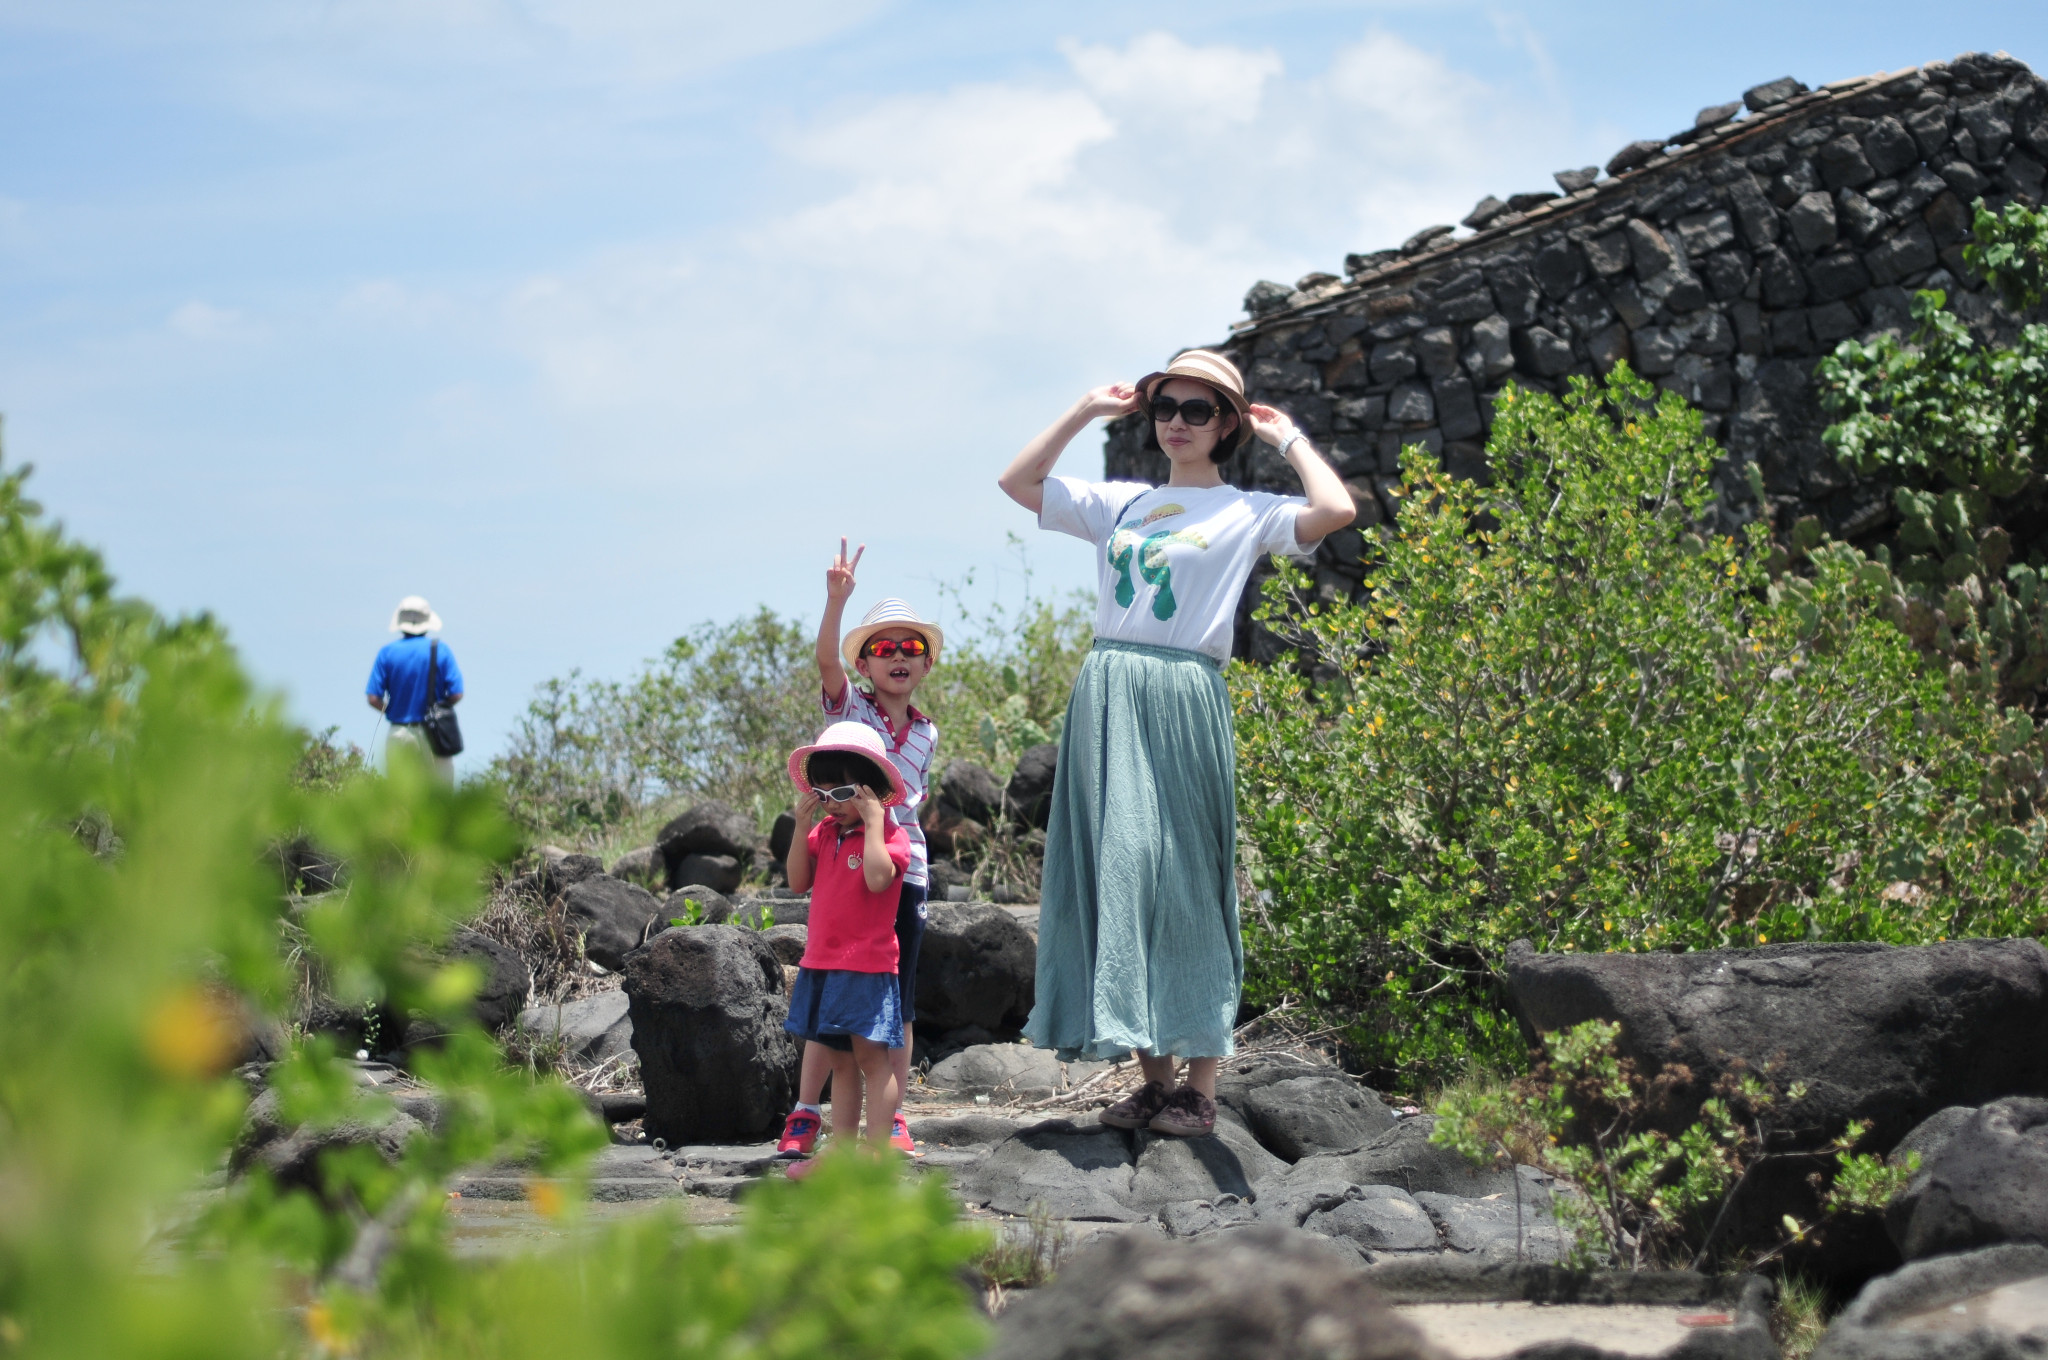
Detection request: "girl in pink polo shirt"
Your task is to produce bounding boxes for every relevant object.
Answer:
[781,722,912,1164]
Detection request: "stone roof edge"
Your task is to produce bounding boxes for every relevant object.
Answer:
[1214,65,1931,347]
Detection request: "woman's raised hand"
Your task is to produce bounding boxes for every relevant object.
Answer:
[826,538,864,603]
[1078,382,1143,422]
[1246,403,1303,449]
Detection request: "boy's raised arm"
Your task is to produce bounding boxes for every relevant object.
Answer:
[817,538,863,701]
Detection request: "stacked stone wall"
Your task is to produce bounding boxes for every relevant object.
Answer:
[1104,52,2047,650]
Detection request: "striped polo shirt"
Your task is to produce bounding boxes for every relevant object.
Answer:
[822,680,936,888]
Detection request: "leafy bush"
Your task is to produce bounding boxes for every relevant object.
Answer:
[491,548,1093,849]
[0,460,989,1358]
[490,608,819,844]
[1817,198,2048,708]
[1232,366,2048,1082]
[920,548,1094,773]
[1432,1020,1913,1271]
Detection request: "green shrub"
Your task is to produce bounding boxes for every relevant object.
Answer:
[1432,1020,1914,1271]
[0,460,989,1358]
[490,608,819,844]
[491,548,1094,848]
[1232,366,2048,1082]
[1817,198,2048,707]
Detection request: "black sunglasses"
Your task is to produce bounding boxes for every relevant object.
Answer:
[1150,396,1220,426]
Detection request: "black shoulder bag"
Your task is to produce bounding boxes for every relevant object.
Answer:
[423,640,465,758]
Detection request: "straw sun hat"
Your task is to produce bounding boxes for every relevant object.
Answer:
[1135,348,1253,456]
[786,721,908,808]
[389,595,442,635]
[840,598,945,670]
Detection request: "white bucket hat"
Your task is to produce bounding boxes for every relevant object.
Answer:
[787,721,908,807]
[390,595,443,635]
[840,598,944,669]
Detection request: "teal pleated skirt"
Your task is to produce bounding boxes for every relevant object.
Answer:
[1024,638,1242,1063]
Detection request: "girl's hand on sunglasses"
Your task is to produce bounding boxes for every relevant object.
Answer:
[826,538,864,603]
[794,789,823,825]
[1078,382,1141,422]
[851,784,886,825]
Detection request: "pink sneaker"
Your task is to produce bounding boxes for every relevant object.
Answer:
[775,1109,822,1159]
[889,1111,917,1156]
[785,1156,821,1182]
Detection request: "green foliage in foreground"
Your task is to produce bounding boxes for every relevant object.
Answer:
[1432,1021,1914,1272]
[0,460,988,1358]
[1233,367,2048,1081]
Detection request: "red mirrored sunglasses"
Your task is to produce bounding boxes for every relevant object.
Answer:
[861,636,930,659]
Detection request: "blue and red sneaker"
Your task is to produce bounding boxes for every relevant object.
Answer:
[889,1111,917,1156]
[776,1109,822,1159]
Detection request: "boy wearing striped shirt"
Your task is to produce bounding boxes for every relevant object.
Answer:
[776,540,941,1159]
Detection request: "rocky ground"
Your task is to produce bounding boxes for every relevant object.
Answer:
[260,824,2048,1358]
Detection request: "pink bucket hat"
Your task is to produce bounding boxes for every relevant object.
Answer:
[786,721,906,807]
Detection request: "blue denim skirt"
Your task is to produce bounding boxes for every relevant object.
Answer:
[786,966,904,1051]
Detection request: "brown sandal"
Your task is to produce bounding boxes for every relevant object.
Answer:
[1147,1087,1217,1138]
[1099,1080,1172,1130]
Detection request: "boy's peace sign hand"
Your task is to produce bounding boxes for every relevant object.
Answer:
[826,538,865,604]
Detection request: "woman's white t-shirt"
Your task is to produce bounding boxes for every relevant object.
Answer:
[1039,476,1316,664]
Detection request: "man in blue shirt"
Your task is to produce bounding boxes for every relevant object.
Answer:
[366,595,464,782]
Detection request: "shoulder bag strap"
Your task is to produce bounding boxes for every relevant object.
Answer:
[428,640,439,709]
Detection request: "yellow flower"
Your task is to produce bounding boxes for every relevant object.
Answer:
[526,1179,565,1220]
[145,987,243,1081]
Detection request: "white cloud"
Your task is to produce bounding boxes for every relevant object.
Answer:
[1063,31,1284,132]
[451,22,1594,525]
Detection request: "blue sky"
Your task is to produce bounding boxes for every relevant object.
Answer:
[2,1,2043,771]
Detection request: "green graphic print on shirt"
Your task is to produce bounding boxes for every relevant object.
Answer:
[1108,505,1210,621]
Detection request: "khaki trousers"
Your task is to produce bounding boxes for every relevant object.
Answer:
[386,723,455,785]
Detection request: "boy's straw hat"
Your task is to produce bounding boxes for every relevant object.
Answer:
[1135,348,1252,456]
[841,598,944,669]
[787,721,907,807]
[390,595,442,635]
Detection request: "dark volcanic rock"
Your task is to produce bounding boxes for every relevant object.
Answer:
[656,800,757,879]
[915,902,1035,1032]
[1887,1098,2048,1261]
[562,875,666,972]
[1502,938,2048,1150]
[1005,743,1059,829]
[276,835,345,894]
[937,760,1005,825]
[669,852,743,895]
[516,989,632,1063]
[1304,1185,1439,1255]
[444,928,531,1031]
[533,852,604,900]
[1275,1117,1519,1199]
[987,1224,1436,1360]
[607,845,661,886]
[966,1120,1143,1221]
[1242,1075,1399,1162]
[965,1117,1276,1222]
[233,1087,421,1198]
[760,923,808,966]
[1814,1243,2048,1360]
[624,925,798,1144]
[664,883,736,925]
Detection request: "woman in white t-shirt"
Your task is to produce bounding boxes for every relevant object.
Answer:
[996,348,1354,1137]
